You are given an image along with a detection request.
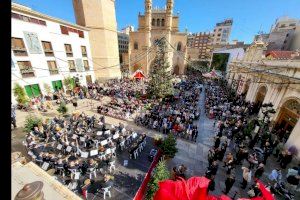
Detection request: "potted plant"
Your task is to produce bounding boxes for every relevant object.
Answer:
[63,76,74,95]
[159,134,178,159]
[23,115,42,132]
[146,160,170,200]
[13,83,29,107]
[57,102,68,117]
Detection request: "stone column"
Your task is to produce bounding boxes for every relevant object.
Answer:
[285,119,300,159]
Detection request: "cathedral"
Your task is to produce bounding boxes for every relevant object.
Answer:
[129,0,188,76]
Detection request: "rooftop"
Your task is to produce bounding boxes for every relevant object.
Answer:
[11,2,90,31]
[265,50,300,60]
[12,161,81,200]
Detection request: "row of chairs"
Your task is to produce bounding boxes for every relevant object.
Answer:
[129,139,147,159]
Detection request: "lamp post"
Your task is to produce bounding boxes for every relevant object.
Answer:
[15,181,44,200]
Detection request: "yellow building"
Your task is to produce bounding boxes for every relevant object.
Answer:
[129,0,187,75]
[73,0,121,80]
[227,41,300,157]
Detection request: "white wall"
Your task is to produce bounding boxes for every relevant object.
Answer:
[212,48,245,73]
[11,11,95,103]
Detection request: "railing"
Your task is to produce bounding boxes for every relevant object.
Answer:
[20,68,35,78]
[69,68,76,72]
[133,150,162,200]
[44,49,54,57]
[49,69,59,75]
[82,53,87,57]
[12,47,28,56]
[84,67,90,71]
[66,52,73,57]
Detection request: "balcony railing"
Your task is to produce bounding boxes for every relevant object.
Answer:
[66,51,73,57]
[82,53,87,57]
[69,68,76,72]
[12,47,28,56]
[84,66,90,71]
[20,68,35,78]
[49,69,59,75]
[44,49,54,57]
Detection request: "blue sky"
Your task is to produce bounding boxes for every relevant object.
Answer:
[13,0,300,43]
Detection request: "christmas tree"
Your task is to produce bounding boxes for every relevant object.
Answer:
[147,38,174,98]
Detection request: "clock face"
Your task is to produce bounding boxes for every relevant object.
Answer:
[24,31,42,54]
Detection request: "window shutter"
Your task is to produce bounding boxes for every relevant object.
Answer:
[60,25,69,35]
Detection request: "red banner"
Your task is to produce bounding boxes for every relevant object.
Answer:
[133,150,162,200]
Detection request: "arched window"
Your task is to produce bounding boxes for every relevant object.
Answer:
[177,42,182,51]
[134,42,138,50]
[152,18,155,26]
[161,19,165,26]
[157,19,160,27]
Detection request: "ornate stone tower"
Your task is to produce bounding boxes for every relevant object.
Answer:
[72,0,121,80]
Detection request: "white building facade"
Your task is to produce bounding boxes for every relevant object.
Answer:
[11,3,95,103]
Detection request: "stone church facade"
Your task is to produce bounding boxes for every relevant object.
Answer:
[129,0,187,76]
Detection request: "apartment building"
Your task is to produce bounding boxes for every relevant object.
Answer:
[11,3,95,103]
[187,32,213,60]
[212,19,233,45]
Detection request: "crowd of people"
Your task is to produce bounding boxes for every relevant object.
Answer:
[135,77,201,142]
[24,111,147,197]
[85,79,157,120]
[203,80,299,198]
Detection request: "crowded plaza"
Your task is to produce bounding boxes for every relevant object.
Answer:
[10,1,300,199]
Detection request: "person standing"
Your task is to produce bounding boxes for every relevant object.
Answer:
[11,103,17,129]
[223,174,235,194]
[254,163,265,179]
[240,166,252,189]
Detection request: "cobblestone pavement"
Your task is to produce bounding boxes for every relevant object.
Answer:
[12,92,300,199]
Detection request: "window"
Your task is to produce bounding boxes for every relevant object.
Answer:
[17,61,35,78]
[289,23,296,27]
[11,37,27,56]
[47,61,59,75]
[134,42,138,50]
[218,28,222,31]
[152,18,155,26]
[42,41,54,56]
[68,60,76,72]
[83,60,89,71]
[60,25,69,35]
[25,84,41,98]
[217,33,221,37]
[157,19,160,27]
[12,12,47,26]
[161,19,165,26]
[64,44,73,57]
[81,46,87,57]
[177,42,182,51]
[279,24,286,28]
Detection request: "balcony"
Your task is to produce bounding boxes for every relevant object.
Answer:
[44,49,54,57]
[69,68,76,72]
[12,47,28,56]
[82,53,87,57]
[20,68,35,78]
[84,66,90,71]
[49,69,59,75]
[66,51,73,57]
